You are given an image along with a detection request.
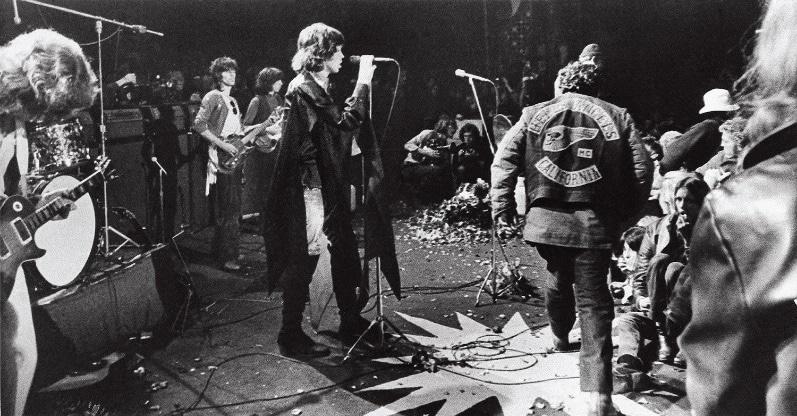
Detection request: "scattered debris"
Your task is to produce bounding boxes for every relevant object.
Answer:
[407,180,523,245]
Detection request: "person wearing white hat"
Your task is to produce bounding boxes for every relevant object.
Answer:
[699,88,740,114]
[659,88,738,173]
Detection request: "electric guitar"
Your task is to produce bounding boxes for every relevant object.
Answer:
[0,158,109,301]
[217,106,288,172]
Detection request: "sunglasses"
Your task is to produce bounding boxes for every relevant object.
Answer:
[230,100,238,115]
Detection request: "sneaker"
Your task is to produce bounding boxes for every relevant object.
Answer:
[223,260,241,272]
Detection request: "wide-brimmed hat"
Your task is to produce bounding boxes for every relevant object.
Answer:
[699,89,739,114]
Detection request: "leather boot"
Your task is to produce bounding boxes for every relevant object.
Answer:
[277,255,329,358]
[657,331,679,363]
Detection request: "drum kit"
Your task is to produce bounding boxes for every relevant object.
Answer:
[23,118,141,294]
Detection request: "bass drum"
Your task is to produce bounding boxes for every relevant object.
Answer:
[29,175,99,288]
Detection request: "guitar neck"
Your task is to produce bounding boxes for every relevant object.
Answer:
[24,173,96,232]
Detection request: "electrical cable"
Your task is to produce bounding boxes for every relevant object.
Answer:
[79,28,121,46]
[379,61,401,142]
[169,352,409,414]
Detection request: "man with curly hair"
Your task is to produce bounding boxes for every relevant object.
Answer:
[193,56,245,272]
[491,60,652,415]
[0,28,97,416]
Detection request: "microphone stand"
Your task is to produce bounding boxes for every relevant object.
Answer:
[466,77,497,155]
[15,0,163,256]
[152,157,167,243]
[17,0,164,36]
[460,73,517,306]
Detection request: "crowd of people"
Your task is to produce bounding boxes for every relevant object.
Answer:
[3,0,797,414]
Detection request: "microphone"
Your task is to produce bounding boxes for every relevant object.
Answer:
[349,55,395,64]
[13,0,21,24]
[455,69,492,83]
[130,25,148,34]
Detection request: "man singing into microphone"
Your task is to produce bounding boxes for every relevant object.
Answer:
[262,23,377,357]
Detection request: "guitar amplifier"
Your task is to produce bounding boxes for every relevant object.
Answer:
[103,108,145,140]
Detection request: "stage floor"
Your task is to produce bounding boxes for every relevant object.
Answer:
[26,207,689,416]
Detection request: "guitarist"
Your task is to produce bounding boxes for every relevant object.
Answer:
[0,29,98,416]
[193,57,246,272]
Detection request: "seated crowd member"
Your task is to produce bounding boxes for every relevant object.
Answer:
[629,176,709,363]
[401,117,457,203]
[611,226,657,392]
[0,28,97,416]
[696,116,748,188]
[452,122,485,185]
[654,130,684,215]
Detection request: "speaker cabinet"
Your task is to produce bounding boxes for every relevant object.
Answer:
[105,136,151,231]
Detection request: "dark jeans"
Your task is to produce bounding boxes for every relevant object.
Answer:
[647,254,685,327]
[613,312,659,371]
[536,244,614,393]
[211,167,242,264]
[281,186,362,333]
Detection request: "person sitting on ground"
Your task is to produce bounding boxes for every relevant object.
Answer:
[401,117,457,203]
[611,226,658,393]
[696,116,748,188]
[656,130,693,216]
[453,122,485,185]
[629,176,710,364]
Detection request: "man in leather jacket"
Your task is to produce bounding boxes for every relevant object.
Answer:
[491,60,652,415]
[681,2,797,412]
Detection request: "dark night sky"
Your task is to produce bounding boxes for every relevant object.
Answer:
[1,0,762,170]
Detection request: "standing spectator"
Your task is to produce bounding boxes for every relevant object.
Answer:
[681,0,797,414]
[491,60,652,415]
[193,57,245,272]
